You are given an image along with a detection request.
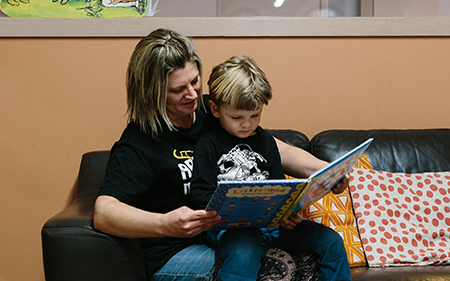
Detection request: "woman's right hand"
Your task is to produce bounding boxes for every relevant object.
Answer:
[94,195,220,239]
[162,206,221,238]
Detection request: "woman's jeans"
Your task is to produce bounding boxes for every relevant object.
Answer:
[151,220,351,281]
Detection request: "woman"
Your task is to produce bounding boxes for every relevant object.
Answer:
[94,28,350,280]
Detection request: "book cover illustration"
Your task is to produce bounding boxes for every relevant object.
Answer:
[206,179,307,229]
[207,138,373,229]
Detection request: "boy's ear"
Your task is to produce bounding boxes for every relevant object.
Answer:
[208,100,220,118]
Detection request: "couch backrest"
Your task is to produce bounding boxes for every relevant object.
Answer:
[75,129,449,197]
[267,129,311,152]
[310,129,450,173]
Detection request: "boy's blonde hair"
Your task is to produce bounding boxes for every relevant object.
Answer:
[208,56,272,110]
[126,28,203,139]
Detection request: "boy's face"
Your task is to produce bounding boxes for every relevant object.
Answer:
[209,100,263,139]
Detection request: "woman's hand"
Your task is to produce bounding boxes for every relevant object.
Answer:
[162,207,221,238]
[94,195,220,239]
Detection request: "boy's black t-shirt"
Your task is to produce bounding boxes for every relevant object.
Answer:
[190,125,285,210]
[97,99,216,277]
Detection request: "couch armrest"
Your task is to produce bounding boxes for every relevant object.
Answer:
[42,192,147,281]
[42,150,148,281]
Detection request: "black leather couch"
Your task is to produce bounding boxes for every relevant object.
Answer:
[42,128,450,281]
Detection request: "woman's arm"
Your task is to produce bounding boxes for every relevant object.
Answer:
[93,195,220,239]
[274,137,349,194]
[274,137,328,178]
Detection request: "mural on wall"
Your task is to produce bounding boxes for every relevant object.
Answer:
[0,0,159,17]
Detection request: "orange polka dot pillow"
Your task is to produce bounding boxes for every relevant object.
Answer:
[297,155,372,268]
[349,168,450,267]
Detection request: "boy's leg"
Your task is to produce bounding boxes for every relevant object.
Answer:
[263,220,351,281]
[217,228,268,281]
[151,244,216,281]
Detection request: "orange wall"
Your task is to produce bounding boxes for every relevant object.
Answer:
[0,36,449,281]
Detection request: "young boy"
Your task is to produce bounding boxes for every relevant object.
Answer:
[191,56,284,204]
[190,56,290,281]
[190,56,352,281]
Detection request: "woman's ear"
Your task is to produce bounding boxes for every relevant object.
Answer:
[208,100,220,118]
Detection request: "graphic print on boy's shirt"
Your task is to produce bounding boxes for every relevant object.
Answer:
[217,144,269,181]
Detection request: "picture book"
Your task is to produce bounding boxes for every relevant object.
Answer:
[205,138,373,229]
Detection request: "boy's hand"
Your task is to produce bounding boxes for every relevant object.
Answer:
[280,213,302,230]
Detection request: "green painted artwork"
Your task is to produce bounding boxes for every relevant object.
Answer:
[1,0,159,18]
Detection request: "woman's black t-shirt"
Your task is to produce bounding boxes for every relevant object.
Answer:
[97,99,216,277]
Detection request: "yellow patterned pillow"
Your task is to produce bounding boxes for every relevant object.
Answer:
[294,155,372,267]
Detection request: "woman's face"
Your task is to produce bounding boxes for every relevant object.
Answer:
[166,61,200,127]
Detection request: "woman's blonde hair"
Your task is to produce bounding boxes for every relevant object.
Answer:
[126,28,203,138]
[207,56,272,110]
